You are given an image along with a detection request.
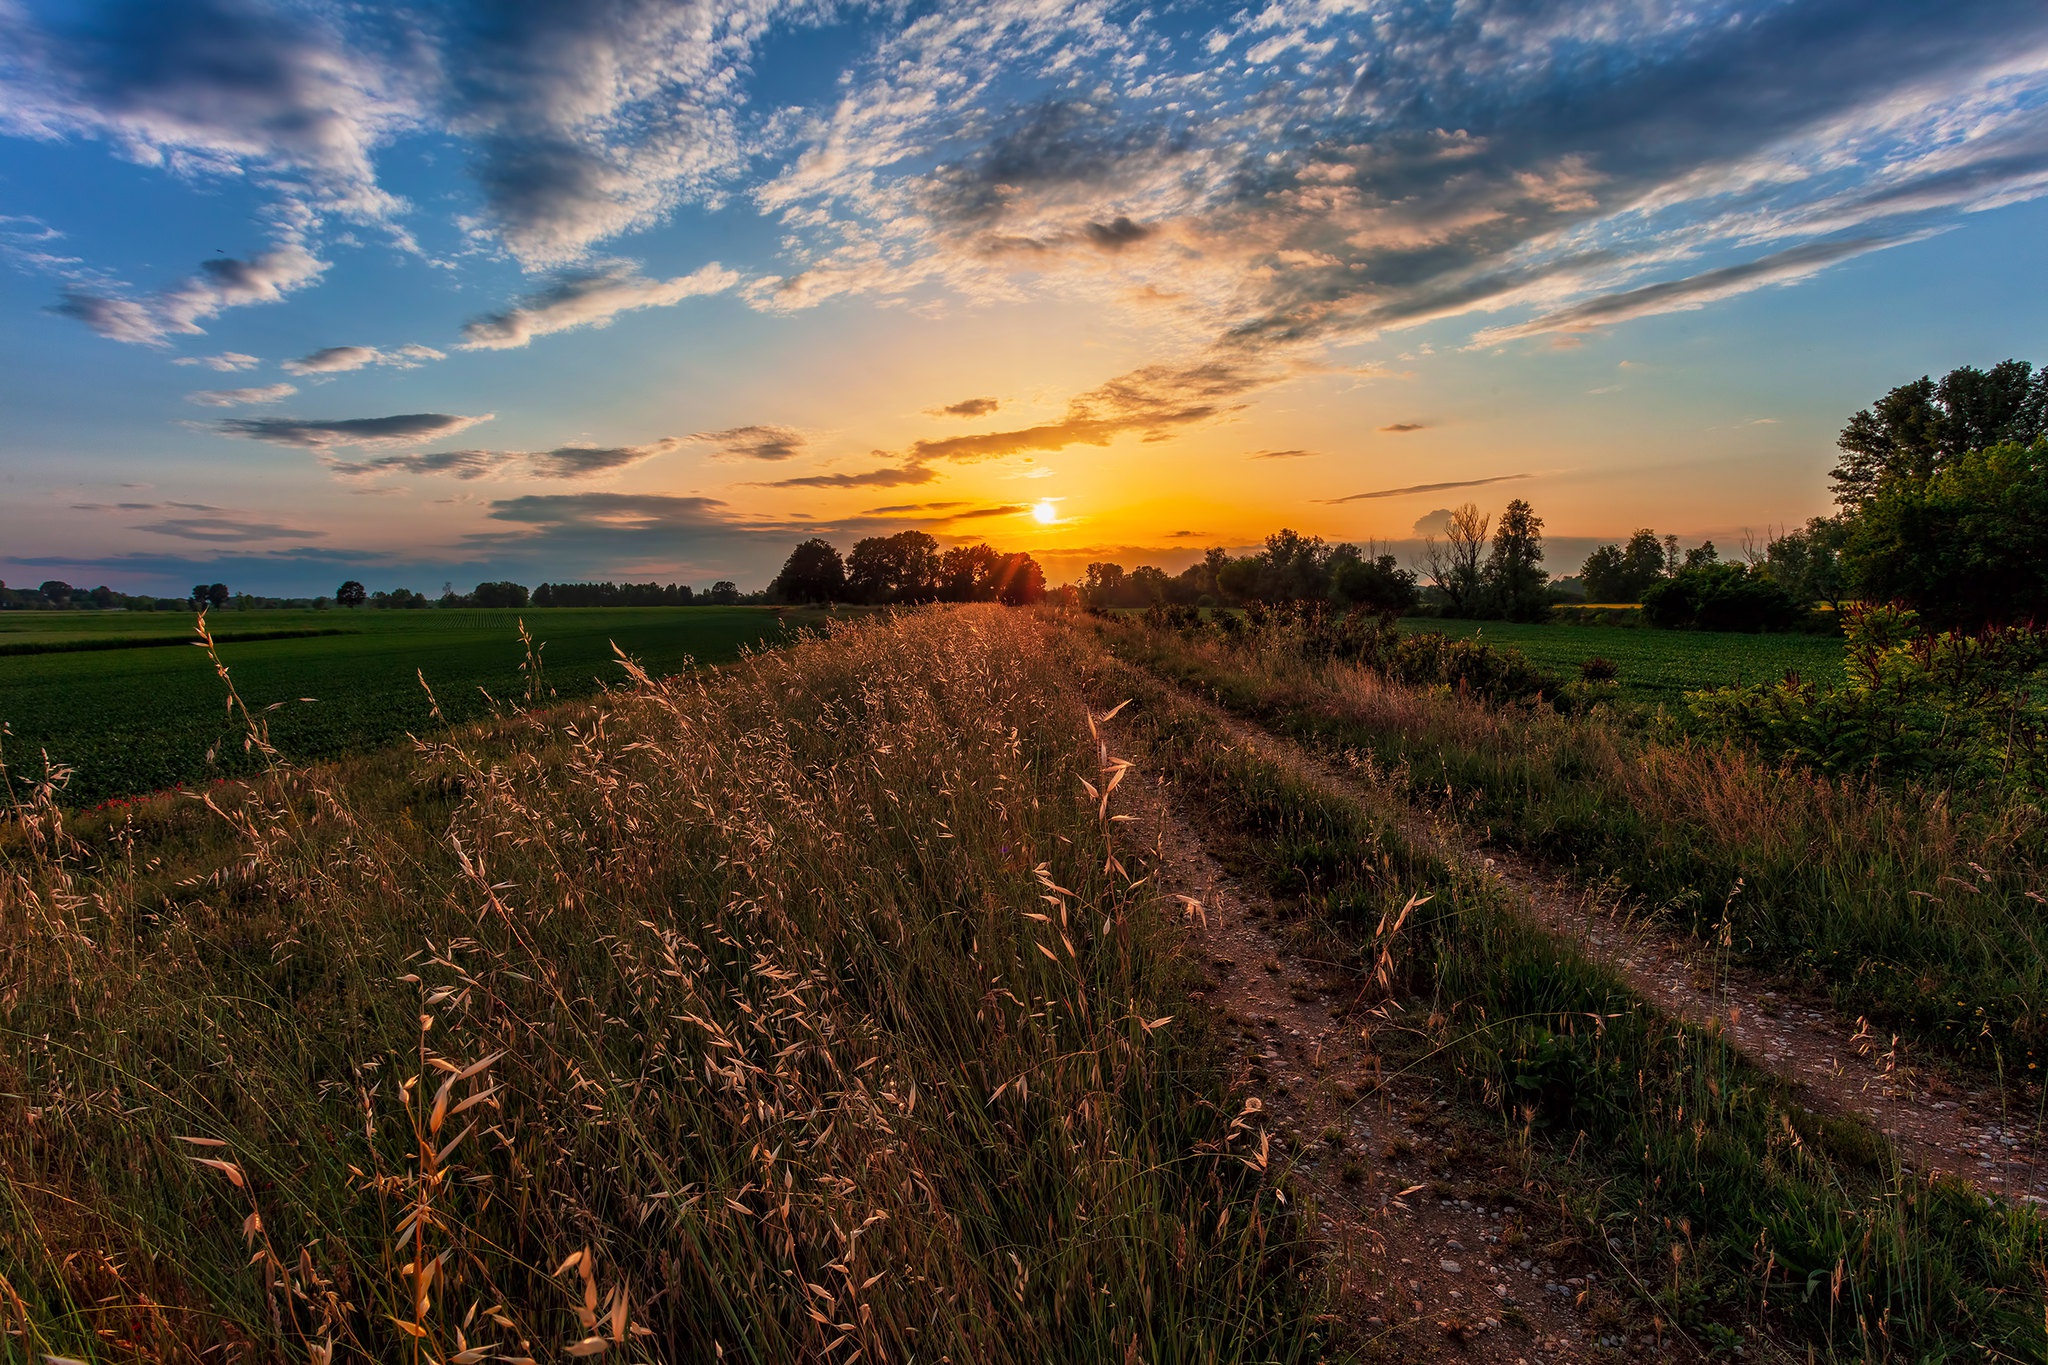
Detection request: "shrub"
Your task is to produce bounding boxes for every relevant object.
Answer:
[1688,604,2048,788]
[1579,656,1618,683]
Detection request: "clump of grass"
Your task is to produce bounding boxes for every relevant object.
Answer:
[1,606,1318,1363]
[1105,615,2048,1078]
[1081,633,2046,1361]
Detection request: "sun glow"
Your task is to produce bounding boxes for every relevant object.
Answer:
[1031,498,1059,525]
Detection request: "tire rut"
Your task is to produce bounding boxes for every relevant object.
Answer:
[1158,678,2048,1207]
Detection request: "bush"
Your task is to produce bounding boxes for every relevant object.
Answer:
[1688,604,2048,788]
[1640,564,1803,632]
[1579,656,1618,683]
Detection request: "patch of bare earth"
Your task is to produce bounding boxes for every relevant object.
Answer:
[1182,691,2048,1207]
[1115,768,1709,1363]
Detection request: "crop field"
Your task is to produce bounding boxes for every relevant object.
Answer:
[1396,617,1844,701]
[0,607,826,806]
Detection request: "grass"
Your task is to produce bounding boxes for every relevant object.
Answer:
[1075,624,2046,1360]
[1106,617,2048,1080]
[0,606,1321,1364]
[0,607,830,808]
[1391,618,1845,703]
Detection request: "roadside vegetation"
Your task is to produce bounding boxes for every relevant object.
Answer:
[2,607,1318,1363]
[1106,606,2047,1080]
[1076,622,2046,1360]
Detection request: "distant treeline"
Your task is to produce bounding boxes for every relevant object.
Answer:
[768,532,1046,605]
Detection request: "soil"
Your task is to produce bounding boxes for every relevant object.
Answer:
[1113,754,1729,1362]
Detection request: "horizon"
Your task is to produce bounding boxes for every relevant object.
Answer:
[4,0,2047,598]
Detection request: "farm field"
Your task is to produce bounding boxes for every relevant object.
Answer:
[0,607,825,806]
[1395,616,1844,701]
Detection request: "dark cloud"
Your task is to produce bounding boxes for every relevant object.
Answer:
[484,492,730,530]
[1084,216,1154,251]
[690,425,807,461]
[943,504,1027,521]
[765,462,938,490]
[328,437,678,481]
[907,360,1264,463]
[216,412,494,449]
[1320,474,1529,506]
[865,500,968,515]
[1165,530,1212,538]
[1248,448,1313,460]
[929,397,1000,418]
[1379,422,1428,433]
[133,516,326,543]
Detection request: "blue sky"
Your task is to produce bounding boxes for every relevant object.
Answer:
[2,0,2046,595]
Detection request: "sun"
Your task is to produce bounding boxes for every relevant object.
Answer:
[1031,498,1059,525]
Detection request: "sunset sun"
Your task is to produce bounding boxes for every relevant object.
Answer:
[1031,498,1059,525]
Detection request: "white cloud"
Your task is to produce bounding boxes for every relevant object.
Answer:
[52,243,326,345]
[185,383,297,407]
[283,342,445,374]
[173,351,262,371]
[460,258,738,350]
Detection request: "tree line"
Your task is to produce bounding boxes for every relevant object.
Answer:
[1571,357,2046,631]
[768,531,1047,605]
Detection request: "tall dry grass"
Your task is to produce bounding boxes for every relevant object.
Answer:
[2,606,1315,1363]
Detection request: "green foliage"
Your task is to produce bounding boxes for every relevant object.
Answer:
[1840,438,2048,631]
[1331,552,1419,613]
[1689,604,2048,789]
[1480,497,1550,621]
[847,529,940,602]
[1639,562,1805,633]
[770,536,847,603]
[1579,529,1669,603]
[1833,360,2047,509]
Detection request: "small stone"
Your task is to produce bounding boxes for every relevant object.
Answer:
[1440,1260,1462,1274]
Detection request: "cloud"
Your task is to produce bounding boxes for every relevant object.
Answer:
[133,515,326,543]
[1472,236,1924,344]
[51,244,326,344]
[1165,529,1213,538]
[929,397,1000,418]
[284,343,444,375]
[1321,474,1529,506]
[865,500,967,515]
[215,412,494,449]
[690,425,806,461]
[460,259,739,350]
[330,436,681,481]
[1379,422,1429,434]
[1249,448,1313,460]
[1412,508,1455,536]
[186,383,296,407]
[906,360,1264,464]
[173,352,261,372]
[765,462,938,490]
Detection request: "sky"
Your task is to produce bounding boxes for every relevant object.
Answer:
[2,0,2046,597]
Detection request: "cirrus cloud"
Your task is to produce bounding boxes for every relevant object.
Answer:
[214,411,494,449]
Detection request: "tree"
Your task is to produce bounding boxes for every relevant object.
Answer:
[708,580,740,604]
[1682,541,1718,570]
[846,531,939,603]
[1760,518,1848,610]
[1481,498,1549,621]
[38,580,72,607]
[1082,562,1128,609]
[207,583,230,609]
[1840,438,2048,630]
[191,584,209,609]
[336,580,368,608]
[1833,360,2047,509]
[89,585,115,609]
[770,539,847,603]
[1419,503,1489,615]
[991,552,1046,605]
[1333,554,1419,614]
[471,581,529,609]
[938,543,1003,601]
[1577,528,1668,603]
[1642,563,1803,632]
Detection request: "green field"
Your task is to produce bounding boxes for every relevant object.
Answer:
[1396,617,1845,701]
[0,607,823,806]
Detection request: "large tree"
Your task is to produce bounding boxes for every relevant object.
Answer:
[770,539,847,603]
[1841,439,2048,630]
[1481,498,1549,621]
[1578,528,1667,603]
[846,530,940,603]
[1833,360,2047,509]
[335,579,368,608]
